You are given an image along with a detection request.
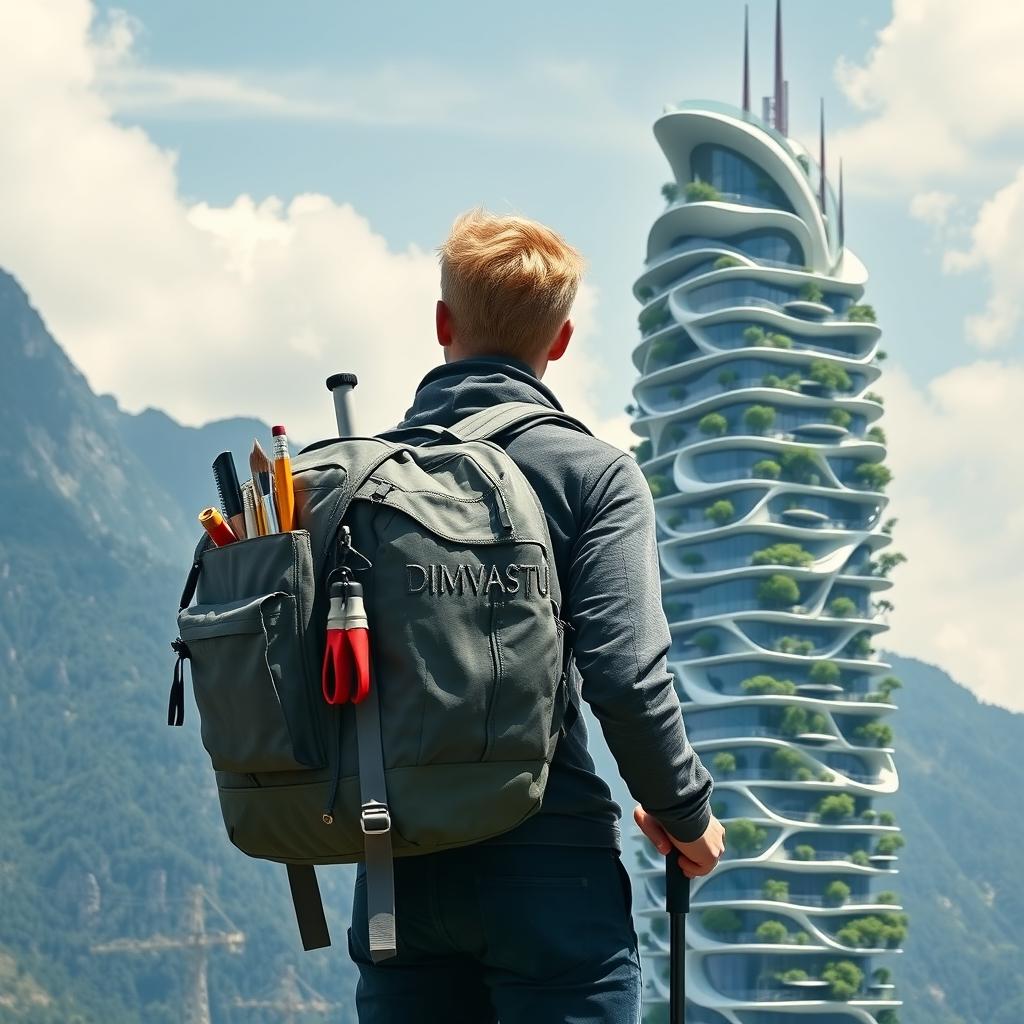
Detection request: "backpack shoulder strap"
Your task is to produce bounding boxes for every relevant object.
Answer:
[448,401,593,443]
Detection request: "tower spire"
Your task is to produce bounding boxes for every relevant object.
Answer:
[839,158,846,244]
[819,97,826,213]
[742,5,751,113]
[774,0,786,134]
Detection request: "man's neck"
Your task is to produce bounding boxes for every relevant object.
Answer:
[444,344,546,379]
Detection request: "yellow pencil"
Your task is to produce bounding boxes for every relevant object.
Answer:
[272,425,295,531]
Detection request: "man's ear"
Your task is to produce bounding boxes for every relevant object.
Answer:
[547,319,573,362]
[436,300,454,347]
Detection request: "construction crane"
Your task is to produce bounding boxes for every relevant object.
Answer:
[232,963,338,1023]
[91,884,245,1024]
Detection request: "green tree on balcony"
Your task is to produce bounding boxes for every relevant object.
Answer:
[753,457,782,479]
[685,179,722,202]
[776,967,809,984]
[821,959,864,1000]
[636,284,654,301]
[681,550,705,570]
[778,704,808,737]
[718,367,738,388]
[875,834,905,857]
[829,407,852,428]
[744,404,776,434]
[705,498,735,525]
[874,551,907,577]
[868,424,887,443]
[762,878,790,901]
[876,891,899,904]
[853,719,893,747]
[836,912,908,948]
[756,920,790,943]
[779,446,821,484]
[877,810,897,826]
[809,358,853,392]
[741,673,797,695]
[758,573,800,608]
[870,675,902,703]
[772,747,813,781]
[824,879,851,906]
[847,303,877,322]
[792,844,815,860]
[810,659,841,686]
[699,411,728,436]
[725,818,768,856]
[712,751,737,775]
[752,541,813,567]
[854,460,893,490]
[829,596,857,618]
[775,635,814,655]
[850,850,871,867]
[799,281,825,303]
[661,181,679,203]
[639,305,673,336]
[817,793,856,822]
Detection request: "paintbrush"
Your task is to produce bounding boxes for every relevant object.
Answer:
[250,439,279,533]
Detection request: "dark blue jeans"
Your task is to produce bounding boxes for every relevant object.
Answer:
[347,843,642,1023]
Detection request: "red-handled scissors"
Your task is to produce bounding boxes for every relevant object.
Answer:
[321,578,370,705]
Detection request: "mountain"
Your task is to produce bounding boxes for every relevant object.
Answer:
[1,266,1022,1022]
[0,270,356,1023]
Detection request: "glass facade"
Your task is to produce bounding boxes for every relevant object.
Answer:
[692,143,796,213]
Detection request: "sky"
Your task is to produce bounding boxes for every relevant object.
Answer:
[1,0,1022,713]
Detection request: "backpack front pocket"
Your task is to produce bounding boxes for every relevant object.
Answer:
[179,592,325,773]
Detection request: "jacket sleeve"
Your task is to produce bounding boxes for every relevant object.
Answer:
[565,452,714,843]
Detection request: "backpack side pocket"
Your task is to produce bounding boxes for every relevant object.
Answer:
[179,592,325,772]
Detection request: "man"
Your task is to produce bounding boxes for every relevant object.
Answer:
[348,209,726,1023]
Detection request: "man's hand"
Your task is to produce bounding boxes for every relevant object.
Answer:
[634,806,725,878]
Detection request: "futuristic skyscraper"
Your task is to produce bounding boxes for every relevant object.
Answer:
[630,5,907,1022]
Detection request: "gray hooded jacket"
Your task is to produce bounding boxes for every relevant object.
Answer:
[396,355,714,848]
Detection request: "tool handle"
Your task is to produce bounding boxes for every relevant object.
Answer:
[665,851,691,914]
[326,372,358,437]
[665,851,690,1024]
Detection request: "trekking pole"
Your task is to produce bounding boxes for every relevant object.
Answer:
[326,372,359,436]
[665,852,691,1023]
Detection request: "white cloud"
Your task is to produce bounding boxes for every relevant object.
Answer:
[909,190,955,228]
[940,168,1024,349]
[0,0,627,449]
[875,360,1024,711]
[834,0,1024,189]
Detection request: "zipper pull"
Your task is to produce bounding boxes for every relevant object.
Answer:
[167,638,190,727]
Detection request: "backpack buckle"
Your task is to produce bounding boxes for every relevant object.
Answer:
[361,802,391,835]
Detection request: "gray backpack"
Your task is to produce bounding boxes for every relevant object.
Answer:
[168,402,591,960]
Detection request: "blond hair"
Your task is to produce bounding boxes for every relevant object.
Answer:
[438,208,586,359]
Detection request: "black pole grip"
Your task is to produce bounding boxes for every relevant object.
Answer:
[665,852,690,1024]
[665,851,691,914]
